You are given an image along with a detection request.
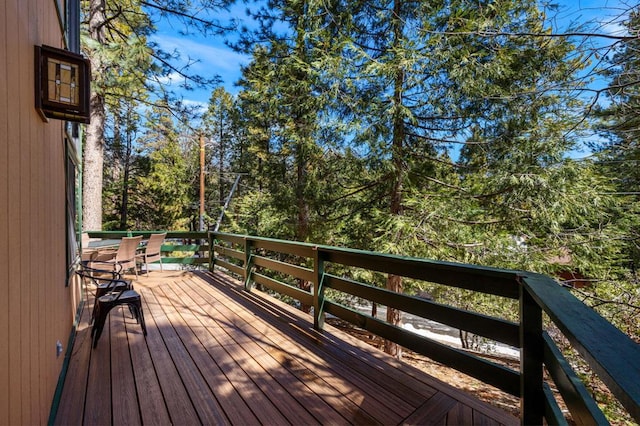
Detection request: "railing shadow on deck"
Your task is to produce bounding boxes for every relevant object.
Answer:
[85,230,640,425]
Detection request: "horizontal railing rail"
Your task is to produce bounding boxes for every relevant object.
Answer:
[85,231,209,267]
[209,231,640,425]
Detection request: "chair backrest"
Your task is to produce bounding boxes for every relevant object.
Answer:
[145,233,167,256]
[82,232,90,248]
[115,235,143,263]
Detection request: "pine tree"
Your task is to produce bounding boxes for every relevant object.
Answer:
[597,8,640,269]
[203,87,238,227]
[102,97,144,230]
[235,0,339,242]
[135,103,191,230]
[310,0,611,356]
[588,8,640,340]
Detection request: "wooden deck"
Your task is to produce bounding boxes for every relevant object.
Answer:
[54,270,518,425]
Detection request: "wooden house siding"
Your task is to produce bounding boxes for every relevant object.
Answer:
[0,1,82,424]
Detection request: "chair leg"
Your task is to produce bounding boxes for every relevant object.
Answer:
[134,300,147,335]
[127,300,147,336]
[90,303,97,326]
[128,304,136,319]
[91,301,114,348]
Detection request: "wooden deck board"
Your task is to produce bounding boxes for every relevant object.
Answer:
[111,308,141,425]
[83,314,112,426]
[155,284,254,422]
[185,276,371,420]
[403,392,458,425]
[124,305,171,425]
[189,274,412,424]
[171,279,322,425]
[138,289,202,424]
[54,270,519,426]
[144,288,229,425]
[165,280,314,424]
[447,403,474,425]
[53,299,92,426]
[152,284,263,425]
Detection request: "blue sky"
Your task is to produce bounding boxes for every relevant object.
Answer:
[150,2,251,106]
[150,1,631,114]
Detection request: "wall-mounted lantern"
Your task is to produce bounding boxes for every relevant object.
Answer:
[35,45,90,124]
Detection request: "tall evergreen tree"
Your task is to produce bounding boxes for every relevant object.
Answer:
[235,0,338,243]
[135,103,191,230]
[103,97,143,230]
[308,0,609,355]
[203,87,238,226]
[596,8,640,269]
[587,8,640,339]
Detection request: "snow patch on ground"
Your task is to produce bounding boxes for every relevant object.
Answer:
[354,303,520,360]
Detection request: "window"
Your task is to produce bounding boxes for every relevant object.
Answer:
[65,132,81,281]
[54,0,80,53]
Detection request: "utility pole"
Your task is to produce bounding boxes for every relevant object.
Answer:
[199,133,205,231]
[214,173,243,232]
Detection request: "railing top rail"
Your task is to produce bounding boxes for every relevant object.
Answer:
[212,232,521,276]
[211,231,523,299]
[317,245,522,299]
[521,273,640,423]
[87,230,207,239]
[213,231,318,248]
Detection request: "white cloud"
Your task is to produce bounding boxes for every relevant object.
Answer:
[155,71,185,85]
[181,99,209,113]
[149,34,249,100]
[150,34,249,73]
[597,19,628,38]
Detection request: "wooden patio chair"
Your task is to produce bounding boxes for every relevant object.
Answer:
[137,232,167,276]
[93,235,143,278]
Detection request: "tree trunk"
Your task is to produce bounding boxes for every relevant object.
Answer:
[296,140,312,313]
[82,0,107,231]
[384,0,406,359]
[291,7,314,313]
[119,122,133,230]
[219,112,225,209]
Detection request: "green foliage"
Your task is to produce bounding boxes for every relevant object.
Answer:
[133,104,192,230]
[234,1,350,242]
[78,1,640,420]
[588,8,640,343]
[224,0,636,306]
[595,8,640,272]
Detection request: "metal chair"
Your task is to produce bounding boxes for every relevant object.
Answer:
[76,264,132,324]
[91,285,147,348]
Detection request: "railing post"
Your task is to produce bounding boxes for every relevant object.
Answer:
[243,237,254,292]
[208,232,214,272]
[313,246,325,330]
[520,283,544,425]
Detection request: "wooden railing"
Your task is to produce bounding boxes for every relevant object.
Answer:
[208,231,640,425]
[85,231,209,267]
[83,230,640,423]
